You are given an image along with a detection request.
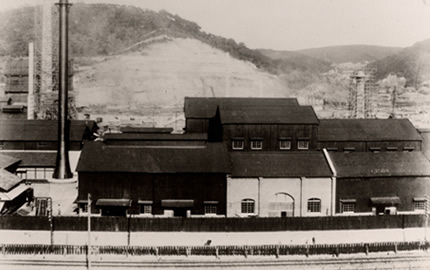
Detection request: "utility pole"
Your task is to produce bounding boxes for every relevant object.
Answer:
[87,193,91,270]
[425,195,429,243]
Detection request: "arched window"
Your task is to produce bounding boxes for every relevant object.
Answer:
[307,198,321,213]
[241,199,255,214]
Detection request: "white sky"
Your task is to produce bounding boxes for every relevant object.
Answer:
[1,0,430,50]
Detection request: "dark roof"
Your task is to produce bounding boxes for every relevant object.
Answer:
[220,105,319,125]
[184,97,300,119]
[77,142,230,173]
[0,154,21,171]
[0,120,95,142]
[329,152,430,177]
[1,151,56,167]
[318,119,422,142]
[231,152,332,177]
[103,133,207,141]
[0,168,23,192]
[120,127,173,134]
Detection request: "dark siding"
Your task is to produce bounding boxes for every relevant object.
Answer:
[336,177,430,213]
[78,172,227,215]
[186,119,209,133]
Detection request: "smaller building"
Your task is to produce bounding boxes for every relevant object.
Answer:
[76,142,230,217]
[329,151,430,215]
[0,120,97,151]
[227,152,333,217]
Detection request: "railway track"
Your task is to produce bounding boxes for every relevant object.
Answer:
[1,252,430,269]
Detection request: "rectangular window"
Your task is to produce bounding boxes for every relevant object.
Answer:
[204,205,217,215]
[326,147,338,152]
[386,147,398,152]
[250,140,263,150]
[307,198,321,213]
[138,201,153,214]
[241,199,255,214]
[413,198,426,212]
[342,202,355,213]
[232,140,244,150]
[403,146,414,152]
[38,142,47,147]
[279,140,291,150]
[298,140,309,150]
[140,204,152,214]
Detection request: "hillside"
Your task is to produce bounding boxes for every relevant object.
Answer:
[74,38,288,127]
[0,4,276,73]
[368,39,430,88]
[297,45,403,64]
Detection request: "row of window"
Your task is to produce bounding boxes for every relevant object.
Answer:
[232,139,309,151]
[340,199,427,213]
[80,202,219,215]
[240,198,321,214]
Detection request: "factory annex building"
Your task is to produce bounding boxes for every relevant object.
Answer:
[75,97,430,218]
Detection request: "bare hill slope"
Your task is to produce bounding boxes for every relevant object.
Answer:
[74,37,289,116]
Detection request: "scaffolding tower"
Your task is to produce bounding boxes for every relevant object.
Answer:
[348,68,377,119]
[33,0,76,119]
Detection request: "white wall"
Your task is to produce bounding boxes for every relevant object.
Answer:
[227,177,258,217]
[227,176,333,217]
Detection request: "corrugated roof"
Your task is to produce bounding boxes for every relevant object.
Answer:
[0,168,22,192]
[318,119,422,141]
[0,153,21,170]
[1,151,56,167]
[77,142,230,173]
[103,133,207,141]
[329,152,430,177]
[184,97,299,119]
[220,105,319,125]
[231,152,332,177]
[0,120,95,141]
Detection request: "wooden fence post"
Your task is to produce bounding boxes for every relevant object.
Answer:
[275,245,279,259]
[215,246,219,259]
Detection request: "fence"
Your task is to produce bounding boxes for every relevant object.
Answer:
[0,215,425,232]
[1,241,428,257]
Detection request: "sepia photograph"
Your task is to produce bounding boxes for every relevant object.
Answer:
[0,0,430,269]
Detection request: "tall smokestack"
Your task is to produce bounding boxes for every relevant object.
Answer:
[53,0,72,179]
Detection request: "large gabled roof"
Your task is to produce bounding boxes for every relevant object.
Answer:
[184,97,299,119]
[329,151,430,178]
[231,152,331,178]
[77,142,230,173]
[318,119,422,142]
[219,105,319,125]
[0,120,95,142]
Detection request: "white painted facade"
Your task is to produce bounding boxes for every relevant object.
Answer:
[227,176,333,217]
